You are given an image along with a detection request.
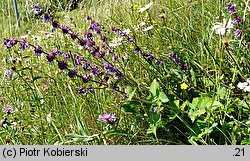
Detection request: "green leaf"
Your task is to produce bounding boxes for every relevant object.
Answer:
[150,79,160,97]
[74,113,87,137]
[188,97,223,122]
[126,86,137,101]
[158,91,169,103]
[65,134,93,142]
[121,104,136,114]
[147,112,161,136]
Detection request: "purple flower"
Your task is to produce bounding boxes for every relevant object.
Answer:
[225,3,235,10]
[34,45,43,57]
[47,50,57,63]
[64,53,71,60]
[52,20,60,29]
[77,87,86,94]
[181,64,189,71]
[107,49,112,55]
[234,29,242,37]
[110,26,120,33]
[3,38,18,48]
[19,39,29,50]
[134,47,142,54]
[83,61,91,71]
[155,60,163,66]
[83,32,93,40]
[229,9,237,15]
[88,21,100,33]
[5,69,12,78]
[55,50,63,56]
[103,75,110,83]
[58,60,68,70]
[98,113,116,123]
[126,37,133,44]
[43,13,51,22]
[78,39,87,47]
[61,24,71,34]
[74,54,84,66]
[114,72,124,79]
[233,16,243,24]
[91,66,100,74]
[100,36,108,43]
[88,86,94,93]
[103,63,117,73]
[90,46,100,56]
[3,106,14,114]
[147,54,155,61]
[31,4,42,15]
[82,74,93,83]
[70,31,79,40]
[112,55,119,61]
[68,68,77,78]
[85,16,92,21]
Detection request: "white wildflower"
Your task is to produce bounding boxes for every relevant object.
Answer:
[212,18,234,35]
[137,2,154,13]
[122,28,131,35]
[237,79,250,92]
[109,37,123,47]
[143,25,154,31]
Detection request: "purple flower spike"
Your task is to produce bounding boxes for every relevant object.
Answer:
[103,63,117,73]
[43,13,51,22]
[68,68,78,78]
[47,50,57,63]
[31,4,42,15]
[155,60,163,66]
[65,53,71,60]
[78,39,87,47]
[19,39,29,50]
[112,55,119,61]
[83,61,91,71]
[126,37,133,44]
[233,16,243,24]
[88,86,94,93]
[71,31,79,40]
[3,38,18,48]
[3,106,14,114]
[82,74,93,83]
[103,75,110,83]
[147,55,155,61]
[77,87,86,94]
[61,24,71,34]
[58,60,68,70]
[100,36,108,43]
[229,9,237,15]
[52,20,60,29]
[98,113,116,123]
[225,3,235,10]
[114,72,124,79]
[91,66,100,74]
[234,29,242,37]
[134,47,142,54]
[34,45,43,57]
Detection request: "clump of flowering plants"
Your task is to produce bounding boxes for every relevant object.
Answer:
[2,3,173,143]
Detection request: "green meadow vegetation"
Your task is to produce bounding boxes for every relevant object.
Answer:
[0,0,250,145]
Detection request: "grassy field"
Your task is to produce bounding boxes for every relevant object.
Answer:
[0,0,249,145]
